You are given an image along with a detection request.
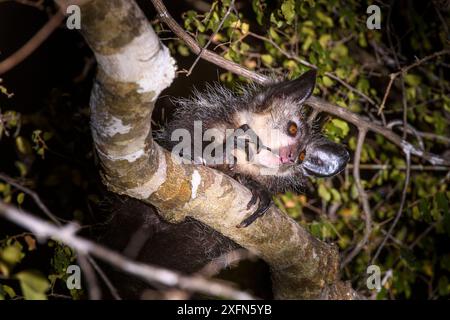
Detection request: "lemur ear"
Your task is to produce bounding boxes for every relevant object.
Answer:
[265,69,317,104]
[302,140,349,177]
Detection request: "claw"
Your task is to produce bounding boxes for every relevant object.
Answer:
[246,188,259,210]
[237,184,272,228]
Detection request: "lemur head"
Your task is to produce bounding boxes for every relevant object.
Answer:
[233,70,349,190]
[160,69,349,193]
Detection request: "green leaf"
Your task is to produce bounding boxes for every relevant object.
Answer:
[358,32,367,47]
[270,12,283,28]
[177,44,190,57]
[261,54,274,66]
[281,0,295,25]
[419,198,431,223]
[310,221,322,237]
[15,136,31,155]
[43,132,53,141]
[405,74,421,86]
[350,183,359,199]
[2,285,16,299]
[330,188,341,203]
[252,0,265,25]
[17,192,25,205]
[335,68,347,79]
[319,34,331,48]
[15,161,28,177]
[322,75,334,87]
[318,184,331,202]
[332,119,350,137]
[412,206,421,220]
[302,35,314,51]
[1,244,24,266]
[316,11,334,27]
[330,44,348,60]
[356,78,370,94]
[15,271,50,300]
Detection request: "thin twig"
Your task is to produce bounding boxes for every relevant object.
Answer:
[378,73,396,116]
[408,221,437,250]
[387,120,425,150]
[347,164,448,171]
[341,129,372,268]
[0,0,45,10]
[186,0,235,76]
[372,151,411,263]
[0,201,256,300]
[87,256,122,300]
[400,76,408,140]
[378,49,450,115]
[77,254,101,300]
[0,173,62,224]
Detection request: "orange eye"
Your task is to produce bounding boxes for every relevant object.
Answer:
[298,151,306,162]
[287,122,298,136]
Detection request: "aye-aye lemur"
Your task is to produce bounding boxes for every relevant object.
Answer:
[158,70,349,227]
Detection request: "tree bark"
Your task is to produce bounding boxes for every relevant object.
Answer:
[58,0,362,299]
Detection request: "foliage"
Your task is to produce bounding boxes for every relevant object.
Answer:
[0,55,94,300]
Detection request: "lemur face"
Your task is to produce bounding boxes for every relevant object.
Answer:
[232,70,349,180]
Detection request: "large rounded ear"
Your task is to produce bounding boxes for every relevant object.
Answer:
[302,140,349,177]
[264,69,317,104]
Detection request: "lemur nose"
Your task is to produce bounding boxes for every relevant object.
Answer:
[288,152,294,161]
[278,145,296,163]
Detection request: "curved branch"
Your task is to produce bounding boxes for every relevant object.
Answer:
[341,129,372,268]
[0,201,255,299]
